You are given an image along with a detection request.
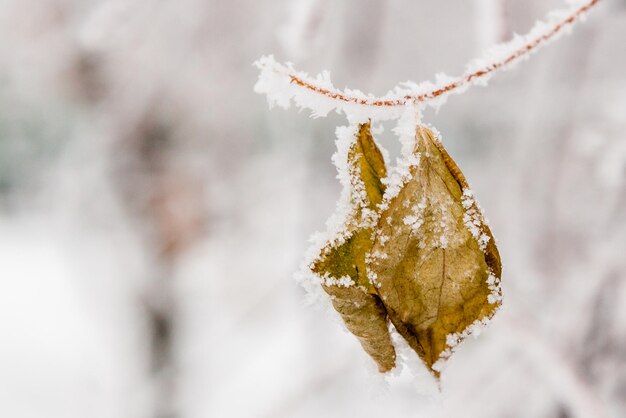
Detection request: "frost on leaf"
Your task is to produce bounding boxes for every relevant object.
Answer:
[311,122,397,372]
[368,125,502,377]
[308,122,502,377]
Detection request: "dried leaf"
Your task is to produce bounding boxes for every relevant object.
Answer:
[309,123,502,377]
[311,123,397,372]
[368,125,502,376]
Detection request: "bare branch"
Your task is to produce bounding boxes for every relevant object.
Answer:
[255,0,600,121]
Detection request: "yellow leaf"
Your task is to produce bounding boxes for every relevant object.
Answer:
[311,122,397,372]
[368,125,502,377]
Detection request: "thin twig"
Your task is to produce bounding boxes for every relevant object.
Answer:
[284,0,599,107]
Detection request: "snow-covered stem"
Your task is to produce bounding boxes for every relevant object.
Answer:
[255,0,600,121]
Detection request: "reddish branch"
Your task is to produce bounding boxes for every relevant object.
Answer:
[287,0,599,107]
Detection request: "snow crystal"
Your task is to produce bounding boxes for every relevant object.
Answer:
[403,196,428,234]
[432,313,498,373]
[370,250,388,260]
[461,188,490,251]
[486,271,503,305]
[366,268,380,288]
[321,275,355,288]
[378,108,422,207]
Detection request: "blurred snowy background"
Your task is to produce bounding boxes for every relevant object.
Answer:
[0,0,624,417]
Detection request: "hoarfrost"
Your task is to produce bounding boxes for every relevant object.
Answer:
[383,324,439,393]
[321,275,355,288]
[486,271,503,305]
[297,123,389,301]
[379,108,422,205]
[432,313,498,373]
[461,188,490,251]
[366,266,380,288]
[254,0,596,122]
[295,124,363,305]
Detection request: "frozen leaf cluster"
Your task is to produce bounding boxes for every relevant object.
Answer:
[303,120,502,376]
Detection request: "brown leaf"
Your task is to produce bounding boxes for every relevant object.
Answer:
[368,125,502,377]
[311,122,397,372]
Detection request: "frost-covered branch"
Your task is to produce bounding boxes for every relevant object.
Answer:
[254,0,600,122]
